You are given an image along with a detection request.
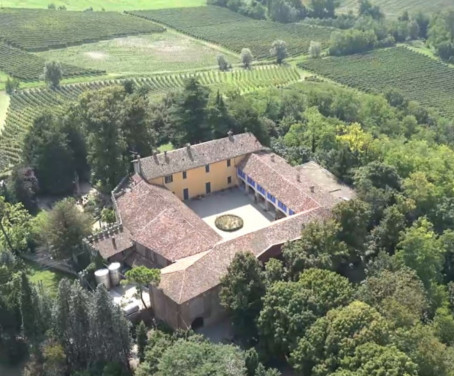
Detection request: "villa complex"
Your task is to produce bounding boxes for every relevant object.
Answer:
[88,132,354,329]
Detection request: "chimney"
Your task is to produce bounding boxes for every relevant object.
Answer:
[271,155,275,162]
[186,143,191,150]
[111,237,117,249]
[310,186,315,193]
[296,174,301,182]
[227,130,233,141]
[164,150,168,159]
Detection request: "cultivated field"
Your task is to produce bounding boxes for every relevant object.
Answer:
[0,0,205,11]
[299,47,454,118]
[37,32,238,75]
[128,6,334,59]
[0,8,165,51]
[337,0,451,18]
[0,65,301,175]
[0,43,103,81]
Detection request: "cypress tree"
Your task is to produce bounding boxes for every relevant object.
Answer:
[136,321,147,362]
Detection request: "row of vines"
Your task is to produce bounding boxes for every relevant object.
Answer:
[128,6,334,59]
[299,47,454,118]
[0,43,103,81]
[0,65,301,174]
[0,8,165,51]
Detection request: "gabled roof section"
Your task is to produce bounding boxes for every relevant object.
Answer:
[238,151,339,213]
[137,132,264,180]
[159,206,330,304]
[115,177,221,262]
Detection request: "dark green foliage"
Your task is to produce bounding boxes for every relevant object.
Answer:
[43,61,63,88]
[39,198,92,261]
[258,269,354,358]
[171,78,211,146]
[329,29,377,56]
[219,252,266,341]
[357,268,428,328]
[283,220,349,279]
[336,343,418,376]
[270,39,288,63]
[7,166,39,213]
[157,339,246,376]
[290,301,389,376]
[23,112,76,195]
[136,321,147,362]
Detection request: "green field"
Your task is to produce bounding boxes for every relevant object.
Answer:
[0,65,301,174]
[0,8,165,51]
[299,47,454,118]
[26,261,71,297]
[0,0,205,11]
[129,6,334,59]
[37,32,238,75]
[337,0,451,18]
[0,43,103,81]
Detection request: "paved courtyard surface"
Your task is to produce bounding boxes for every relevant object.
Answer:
[186,187,273,240]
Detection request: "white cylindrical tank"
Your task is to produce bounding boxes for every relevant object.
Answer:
[108,262,121,287]
[94,268,111,290]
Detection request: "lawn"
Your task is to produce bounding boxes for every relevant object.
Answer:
[36,32,238,75]
[26,261,72,297]
[336,0,451,18]
[0,0,205,11]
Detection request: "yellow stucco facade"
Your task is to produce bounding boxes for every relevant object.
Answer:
[150,156,245,200]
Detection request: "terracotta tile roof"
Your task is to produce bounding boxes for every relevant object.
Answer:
[238,151,339,212]
[90,227,134,259]
[159,207,330,304]
[297,161,356,201]
[137,133,264,180]
[115,178,221,262]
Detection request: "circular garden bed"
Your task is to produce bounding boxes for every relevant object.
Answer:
[215,214,244,232]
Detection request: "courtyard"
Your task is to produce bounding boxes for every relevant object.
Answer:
[186,187,273,240]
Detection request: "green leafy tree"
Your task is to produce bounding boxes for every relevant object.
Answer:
[264,258,286,285]
[219,252,266,341]
[333,199,371,255]
[283,220,349,279]
[433,306,454,345]
[217,54,231,71]
[89,285,131,368]
[396,217,445,286]
[157,339,246,376]
[40,198,92,262]
[393,324,454,376]
[171,78,210,145]
[270,40,288,64]
[208,91,234,138]
[290,301,389,376]
[5,77,20,94]
[79,86,129,192]
[43,61,63,88]
[23,112,76,195]
[7,166,39,213]
[309,41,322,58]
[136,321,148,362]
[357,268,428,328]
[0,196,33,253]
[258,269,354,358]
[240,48,254,68]
[123,266,160,309]
[20,273,42,343]
[337,343,418,376]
